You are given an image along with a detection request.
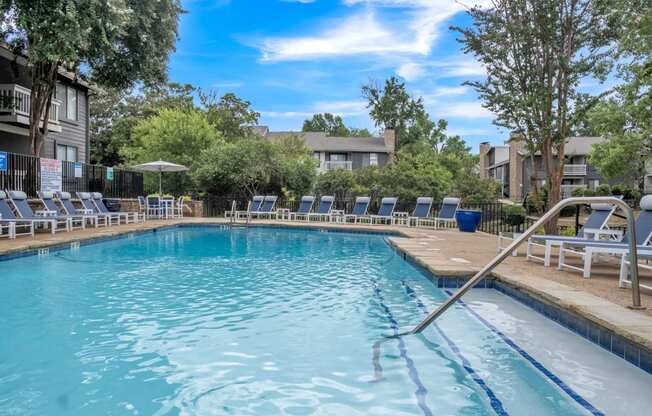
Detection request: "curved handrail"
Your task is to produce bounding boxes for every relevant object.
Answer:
[411,196,644,334]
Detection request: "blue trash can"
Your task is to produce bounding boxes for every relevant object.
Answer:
[456,209,482,232]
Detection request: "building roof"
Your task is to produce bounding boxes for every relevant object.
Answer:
[514,136,605,156]
[262,130,392,153]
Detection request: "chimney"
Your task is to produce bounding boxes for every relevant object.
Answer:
[478,142,491,179]
[384,128,396,156]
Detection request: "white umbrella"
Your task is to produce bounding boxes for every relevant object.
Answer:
[133,160,189,196]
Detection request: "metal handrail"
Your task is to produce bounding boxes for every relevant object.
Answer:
[411,196,644,334]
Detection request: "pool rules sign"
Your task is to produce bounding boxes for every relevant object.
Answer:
[40,158,62,192]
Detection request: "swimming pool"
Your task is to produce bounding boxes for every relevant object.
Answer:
[1,226,651,415]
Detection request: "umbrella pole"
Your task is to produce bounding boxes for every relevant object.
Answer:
[159,170,162,196]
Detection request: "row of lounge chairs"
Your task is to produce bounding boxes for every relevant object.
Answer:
[0,190,144,239]
[526,195,652,291]
[228,195,461,227]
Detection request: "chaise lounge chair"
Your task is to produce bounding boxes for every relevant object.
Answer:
[6,190,70,233]
[0,190,36,238]
[288,196,315,221]
[57,191,106,228]
[430,197,460,229]
[527,202,621,267]
[91,193,144,224]
[408,197,434,227]
[37,191,86,230]
[77,192,119,226]
[558,196,652,278]
[308,196,335,222]
[358,197,398,225]
[343,197,370,223]
[250,195,277,219]
[229,195,264,220]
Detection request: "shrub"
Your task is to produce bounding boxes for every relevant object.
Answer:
[610,184,624,196]
[502,204,525,226]
[595,184,611,196]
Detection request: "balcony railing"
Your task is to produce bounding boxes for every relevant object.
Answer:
[561,184,587,198]
[563,164,587,176]
[0,83,61,125]
[320,160,353,172]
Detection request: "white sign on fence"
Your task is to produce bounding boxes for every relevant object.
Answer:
[40,158,62,192]
[74,162,82,178]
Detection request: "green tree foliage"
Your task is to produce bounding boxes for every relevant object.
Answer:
[193,137,317,198]
[315,169,357,201]
[453,169,501,204]
[90,83,196,165]
[123,109,221,195]
[586,1,652,189]
[302,113,371,137]
[201,92,261,140]
[379,151,453,203]
[362,76,425,148]
[0,0,183,156]
[454,0,616,231]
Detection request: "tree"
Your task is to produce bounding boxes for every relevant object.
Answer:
[123,109,221,195]
[362,77,425,148]
[0,0,183,156]
[302,113,372,137]
[90,83,196,165]
[202,92,260,140]
[275,136,318,198]
[454,0,616,231]
[315,169,357,201]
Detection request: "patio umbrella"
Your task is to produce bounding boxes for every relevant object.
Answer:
[133,161,189,196]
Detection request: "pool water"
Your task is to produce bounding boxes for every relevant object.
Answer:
[0,226,651,415]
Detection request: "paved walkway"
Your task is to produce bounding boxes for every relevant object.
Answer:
[2,217,651,351]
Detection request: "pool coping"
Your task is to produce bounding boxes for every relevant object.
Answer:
[1,219,651,375]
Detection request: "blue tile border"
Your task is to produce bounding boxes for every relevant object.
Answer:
[492,281,652,376]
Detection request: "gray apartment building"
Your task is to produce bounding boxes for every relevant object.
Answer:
[255,127,396,173]
[0,44,92,162]
[480,136,608,200]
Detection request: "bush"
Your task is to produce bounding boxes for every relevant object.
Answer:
[315,169,357,200]
[380,152,452,203]
[595,184,611,196]
[610,184,624,196]
[502,204,525,226]
[571,187,585,197]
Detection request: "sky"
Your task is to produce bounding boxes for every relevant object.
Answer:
[170,0,504,151]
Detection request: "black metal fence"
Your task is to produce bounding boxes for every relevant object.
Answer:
[202,195,536,235]
[0,151,143,198]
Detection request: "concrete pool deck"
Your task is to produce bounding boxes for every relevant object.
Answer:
[2,217,652,357]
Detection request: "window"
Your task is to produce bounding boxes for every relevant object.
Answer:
[56,144,78,162]
[66,86,78,121]
[329,153,347,162]
[313,151,320,159]
[369,153,378,166]
[588,179,600,190]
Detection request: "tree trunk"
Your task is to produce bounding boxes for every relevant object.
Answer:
[542,140,565,234]
[28,61,59,157]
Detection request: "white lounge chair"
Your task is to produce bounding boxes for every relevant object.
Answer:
[527,202,621,267]
[57,191,106,228]
[288,196,315,221]
[37,191,86,230]
[251,195,277,219]
[308,196,335,222]
[343,197,370,223]
[429,197,460,229]
[6,190,69,233]
[408,197,434,227]
[358,197,397,225]
[558,196,652,278]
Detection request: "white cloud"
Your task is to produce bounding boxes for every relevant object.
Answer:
[261,99,368,119]
[256,1,485,62]
[280,0,316,3]
[436,101,493,119]
[212,81,243,88]
[397,62,425,81]
[432,59,486,77]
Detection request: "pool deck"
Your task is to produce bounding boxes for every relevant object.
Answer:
[2,217,652,356]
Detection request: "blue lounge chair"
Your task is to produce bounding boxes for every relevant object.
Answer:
[308,196,335,222]
[57,191,106,228]
[288,196,315,221]
[0,190,36,238]
[231,195,264,220]
[92,192,143,223]
[431,197,460,228]
[344,197,370,223]
[527,202,620,266]
[77,192,119,226]
[558,196,652,278]
[37,191,86,230]
[359,197,398,225]
[409,197,434,227]
[251,195,277,219]
[6,190,69,233]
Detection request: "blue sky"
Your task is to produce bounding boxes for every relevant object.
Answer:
[170,0,504,151]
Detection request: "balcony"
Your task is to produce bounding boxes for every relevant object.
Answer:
[0,84,62,132]
[563,164,587,176]
[561,184,587,198]
[319,160,353,173]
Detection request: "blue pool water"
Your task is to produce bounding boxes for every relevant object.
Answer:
[1,226,650,415]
